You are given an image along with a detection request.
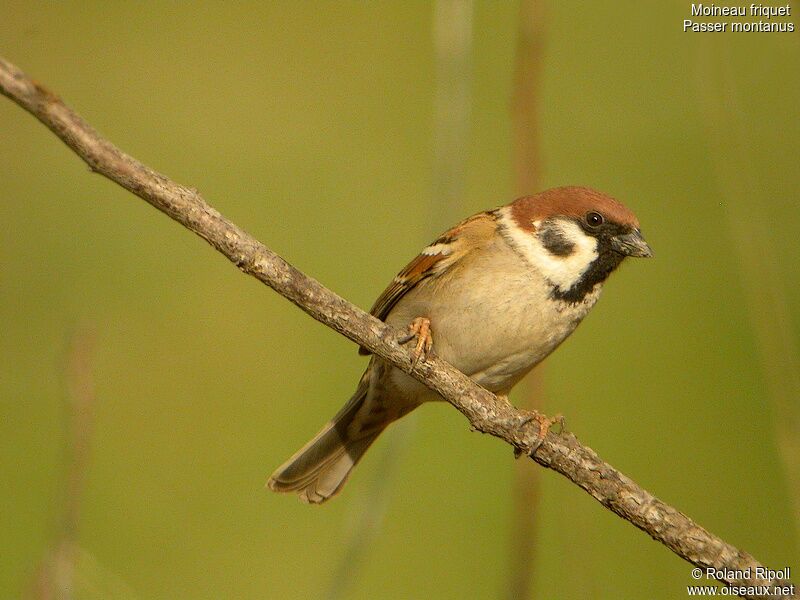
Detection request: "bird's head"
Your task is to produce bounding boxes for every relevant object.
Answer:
[501,186,652,303]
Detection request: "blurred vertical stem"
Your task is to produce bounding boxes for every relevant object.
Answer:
[31,328,96,600]
[325,424,414,600]
[696,40,800,541]
[509,1,545,599]
[326,3,474,598]
[432,0,474,227]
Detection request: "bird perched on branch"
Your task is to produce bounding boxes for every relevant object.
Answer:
[268,186,651,504]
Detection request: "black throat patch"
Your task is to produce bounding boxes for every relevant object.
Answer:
[549,248,624,304]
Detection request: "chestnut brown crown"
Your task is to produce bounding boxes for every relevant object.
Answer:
[510,186,640,231]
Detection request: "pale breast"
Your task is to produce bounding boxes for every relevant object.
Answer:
[385,235,602,396]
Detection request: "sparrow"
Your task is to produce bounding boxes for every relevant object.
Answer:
[268,186,651,504]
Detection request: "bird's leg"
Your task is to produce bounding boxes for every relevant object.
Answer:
[532,411,563,444]
[398,316,433,368]
[512,409,565,458]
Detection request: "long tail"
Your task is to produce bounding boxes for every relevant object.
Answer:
[267,374,387,504]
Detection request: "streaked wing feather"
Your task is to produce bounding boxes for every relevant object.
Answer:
[359,211,495,355]
[369,252,446,321]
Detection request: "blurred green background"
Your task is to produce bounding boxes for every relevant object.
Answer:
[2,2,798,599]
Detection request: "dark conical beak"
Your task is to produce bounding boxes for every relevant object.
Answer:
[611,230,653,258]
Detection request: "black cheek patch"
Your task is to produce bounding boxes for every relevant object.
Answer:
[538,223,575,257]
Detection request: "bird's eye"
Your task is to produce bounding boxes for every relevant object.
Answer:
[586,212,604,227]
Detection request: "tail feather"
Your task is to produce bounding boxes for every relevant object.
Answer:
[267,378,385,504]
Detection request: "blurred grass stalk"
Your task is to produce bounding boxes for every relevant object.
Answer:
[432,0,474,227]
[28,329,139,600]
[508,1,546,599]
[326,2,474,598]
[324,424,413,600]
[696,39,800,541]
[30,328,95,600]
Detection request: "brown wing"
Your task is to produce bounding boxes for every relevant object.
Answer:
[359,210,496,355]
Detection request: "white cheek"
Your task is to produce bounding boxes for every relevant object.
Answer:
[499,209,598,291]
[545,221,598,289]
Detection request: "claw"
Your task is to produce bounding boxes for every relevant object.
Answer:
[399,317,433,368]
[514,411,564,458]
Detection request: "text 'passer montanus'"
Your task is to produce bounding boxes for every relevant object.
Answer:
[269,186,651,504]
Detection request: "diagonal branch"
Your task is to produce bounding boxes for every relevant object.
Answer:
[0,56,794,600]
